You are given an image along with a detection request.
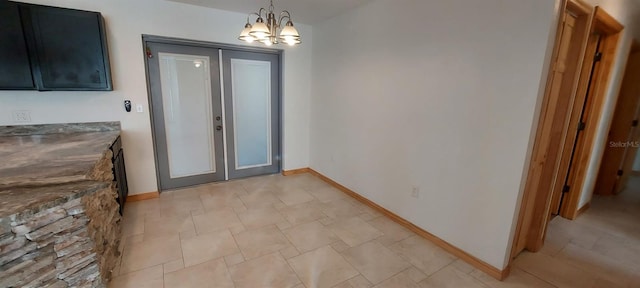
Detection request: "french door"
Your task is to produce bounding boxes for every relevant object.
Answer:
[146,40,280,191]
[223,50,280,179]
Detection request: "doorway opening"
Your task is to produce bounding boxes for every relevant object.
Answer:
[143,36,282,192]
[594,42,640,196]
[510,1,624,263]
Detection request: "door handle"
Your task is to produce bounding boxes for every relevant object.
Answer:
[216,125,222,131]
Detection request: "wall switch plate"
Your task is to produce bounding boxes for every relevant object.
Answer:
[136,104,144,113]
[12,110,32,123]
[411,186,420,198]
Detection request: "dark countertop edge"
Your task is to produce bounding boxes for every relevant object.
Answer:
[0,181,111,223]
[0,122,121,136]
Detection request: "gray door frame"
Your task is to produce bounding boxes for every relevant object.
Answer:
[142,35,283,192]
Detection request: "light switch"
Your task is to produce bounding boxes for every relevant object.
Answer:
[136,104,144,113]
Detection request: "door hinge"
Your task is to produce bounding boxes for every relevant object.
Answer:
[617,170,624,176]
[146,46,153,59]
[563,185,571,193]
[578,122,586,131]
[632,120,639,127]
[594,52,603,62]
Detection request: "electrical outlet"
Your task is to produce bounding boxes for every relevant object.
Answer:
[136,104,144,113]
[12,110,32,123]
[411,186,420,198]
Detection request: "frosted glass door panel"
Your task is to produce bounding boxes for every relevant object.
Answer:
[231,59,272,169]
[159,53,215,178]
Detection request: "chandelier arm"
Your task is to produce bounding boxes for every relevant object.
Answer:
[246,12,260,24]
[278,11,291,27]
[257,8,267,18]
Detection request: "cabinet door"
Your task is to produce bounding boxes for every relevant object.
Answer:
[21,4,112,91]
[0,2,35,89]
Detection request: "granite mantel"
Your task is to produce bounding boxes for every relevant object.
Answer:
[0,122,123,287]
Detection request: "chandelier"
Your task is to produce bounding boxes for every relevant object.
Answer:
[238,0,301,46]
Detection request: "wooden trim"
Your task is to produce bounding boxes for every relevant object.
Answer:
[281,168,311,176]
[576,202,591,217]
[562,7,623,220]
[126,191,159,202]
[593,8,624,34]
[567,0,592,14]
[510,0,595,259]
[632,40,640,53]
[306,169,510,280]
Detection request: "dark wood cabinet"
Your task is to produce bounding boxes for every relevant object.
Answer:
[110,136,129,215]
[0,1,35,89]
[0,2,112,91]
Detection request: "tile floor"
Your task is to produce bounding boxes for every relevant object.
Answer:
[109,173,640,288]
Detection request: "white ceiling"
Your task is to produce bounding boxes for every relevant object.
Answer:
[166,0,373,24]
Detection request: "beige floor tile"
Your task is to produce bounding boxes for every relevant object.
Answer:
[367,217,413,246]
[160,195,204,217]
[122,234,144,247]
[321,199,362,219]
[373,273,420,288]
[120,235,182,274]
[224,253,245,267]
[274,187,316,206]
[237,206,287,229]
[108,265,164,288]
[342,241,412,284]
[291,174,330,190]
[331,240,351,252]
[239,190,284,209]
[546,217,604,250]
[164,259,234,288]
[120,213,145,237]
[401,267,428,283]
[123,198,160,218]
[235,225,291,260]
[389,236,456,276]
[450,259,475,274]
[192,207,243,234]
[419,266,487,288]
[590,234,640,268]
[201,181,240,192]
[284,221,340,252]
[181,229,239,267]
[200,190,245,210]
[556,243,639,287]
[229,252,301,288]
[288,246,359,288]
[240,175,278,192]
[470,268,555,288]
[163,259,184,274]
[348,275,373,288]
[308,186,347,202]
[280,246,301,259]
[333,282,355,288]
[279,201,327,226]
[328,217,384,247]
[144,214,195,239]
[513,251,598,288]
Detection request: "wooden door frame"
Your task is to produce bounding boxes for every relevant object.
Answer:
[595,41,640,195]
[557,7,623,219]
[509,2,624,261]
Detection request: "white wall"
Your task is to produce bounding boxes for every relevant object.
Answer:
[0,0,312,195]
[310,0,557,270]
[578,0,640,208]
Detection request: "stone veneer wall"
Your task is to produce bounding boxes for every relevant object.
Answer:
[0,186,121,288]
